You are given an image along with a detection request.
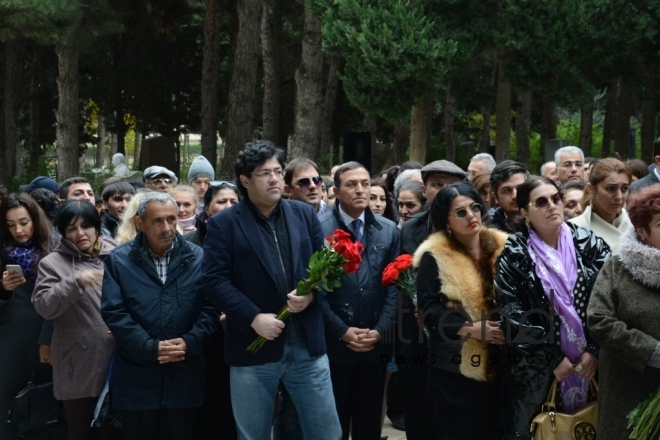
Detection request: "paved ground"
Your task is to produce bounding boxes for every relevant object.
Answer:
[380,416,406,440]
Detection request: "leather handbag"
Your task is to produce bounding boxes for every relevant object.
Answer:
[530,378,598,440]
[7,363,67,437]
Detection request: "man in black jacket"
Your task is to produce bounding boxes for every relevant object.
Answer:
[100,181,135,238]
[484,160,529,233]
[630,137,660,193]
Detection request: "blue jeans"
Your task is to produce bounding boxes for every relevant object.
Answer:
[230,341,342,440]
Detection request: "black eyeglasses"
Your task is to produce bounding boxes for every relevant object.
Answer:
[529,192,563,210]
[452,203,482,218]
[151,178,173,185]
[210,180,237,188]
[296,176,323,189]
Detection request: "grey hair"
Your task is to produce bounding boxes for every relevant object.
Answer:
[540,161,553,175]
[469,153,496,171]
[555,146,584,166]
[393,169,422,198]
[137,191,178,219]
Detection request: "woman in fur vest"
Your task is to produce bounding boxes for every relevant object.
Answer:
[415,181,509,440]
[495,176,611,439]
[588,185,660,438]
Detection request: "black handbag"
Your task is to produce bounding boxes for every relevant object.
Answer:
[7,363,67,437]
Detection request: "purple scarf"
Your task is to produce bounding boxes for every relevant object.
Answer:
[5,238,40,282]
[528,222,588,412]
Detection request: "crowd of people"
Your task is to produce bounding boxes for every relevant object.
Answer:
[1,139,660,440]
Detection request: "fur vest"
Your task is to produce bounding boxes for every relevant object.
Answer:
[619,227,660,289]
[413,227,508,382]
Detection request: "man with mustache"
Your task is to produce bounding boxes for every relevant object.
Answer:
[101,191,217,440]
[318,161,400,440]
[484,160,530,233]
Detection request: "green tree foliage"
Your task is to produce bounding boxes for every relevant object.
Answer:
[314,0,457,122]
[0,0,80,43]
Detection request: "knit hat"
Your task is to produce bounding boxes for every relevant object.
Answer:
[187,156,215,184]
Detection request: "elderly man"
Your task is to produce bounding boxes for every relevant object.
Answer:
[540,161,561,185]
[467,153,496,181]
[284,158,331,215]
[319,161,399,440]
[144,166,178,192]
[203,141,341,440]
[555,146,585,185]
[102,192,216,440]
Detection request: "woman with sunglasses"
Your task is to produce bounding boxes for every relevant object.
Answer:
[570,158,632,255]
[415,181,508,440]
[495,176,611,439]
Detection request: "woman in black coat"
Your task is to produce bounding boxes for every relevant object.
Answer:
[495,177,611,439]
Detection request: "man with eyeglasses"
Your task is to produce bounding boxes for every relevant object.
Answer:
[203,141,342,440]
[555,146,585,186]
[284,158,331,216]
[144,166,178,192]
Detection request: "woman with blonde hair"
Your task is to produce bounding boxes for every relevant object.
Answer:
[570,158,632,254]
[115,192,146,244]
[171,185,199,233]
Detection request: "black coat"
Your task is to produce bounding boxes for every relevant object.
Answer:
[629,169,659,193]
[494,223,611,439]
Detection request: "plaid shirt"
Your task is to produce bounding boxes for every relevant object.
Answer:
[149,243,174,284]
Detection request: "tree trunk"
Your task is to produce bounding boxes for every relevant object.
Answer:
[221,0,262,177]
[394,119,410,164]
[410,97,432,163]
[96,115,106,168]
[289,1,324,162]
[515,88,532,166]
[261,0,281,145]
[444,86,456,162]
[614,77,635,158]
[134,130,142,168]
[579,100,594,157]
[111,133,118,156]
[479,104,492,153]
[55,35,81,179]
[641,78,657,162]
[28,47,42,173]
[201,0,225,168]
[319,58,339,170]
[602,81,618,157]
[495,68,512,162]
[3,39,27,178]
[539,93,557,160]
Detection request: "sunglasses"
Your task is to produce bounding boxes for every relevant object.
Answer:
[296,176,323,189]
[529,192,563,210]
[151,178,173,185]
[210,180,237,188]
[452,203,482,218]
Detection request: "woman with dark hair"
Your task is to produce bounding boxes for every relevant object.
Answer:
[626,158,649,182]
[29,188,61,225]
[0,193,57,440]
[588,185,660,438]
[415,181,508,439]
[398,181,426,225]
[184,181,239,440]
[369,178,395,222]
[32,200,118,440]
[495,176,611,439]
[571,158,632,254]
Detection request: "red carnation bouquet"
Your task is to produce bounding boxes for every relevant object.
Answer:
[382,254,417,303]
[247,229,364,352]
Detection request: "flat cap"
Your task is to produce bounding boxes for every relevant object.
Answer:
[143,166,178,184]
[421,160,466,181]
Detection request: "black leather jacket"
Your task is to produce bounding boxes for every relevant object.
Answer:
[494,222,611,439]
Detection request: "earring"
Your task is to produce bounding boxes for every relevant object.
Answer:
[525,220,531,229]
[446,227,452,236]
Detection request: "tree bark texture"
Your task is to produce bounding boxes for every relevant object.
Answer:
[479,104,492,153]
[289,2,324,162]
[614,77,635,158]
[221,0,262,177]
[409,97,432,163]
[495,69,512,162]
[539,93,557,161]
[515,89,532,166]
[111,133,118,156]
[394,119,410,164]
[29,48,42,172]
[201,0,225,168]
[261,0,281,145]
[56,36,81,179]
[134,131,142,167]
[319,58,339,170]
[3,39,27,178]
[641,82,657,162]
[444,86,456,163]
[601,81,618,157]
[96,115,106,168]
[579,100,594,157]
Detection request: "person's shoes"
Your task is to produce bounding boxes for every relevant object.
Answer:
[380,437,388,440]
[389,413,405,431]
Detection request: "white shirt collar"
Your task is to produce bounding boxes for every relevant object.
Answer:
[654,166,660,182]
[337,203,365,228]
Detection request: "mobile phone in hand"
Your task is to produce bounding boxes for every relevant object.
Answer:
[6,265,24,278]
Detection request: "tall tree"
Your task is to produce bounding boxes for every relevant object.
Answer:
[319,57,339,168]
[515,89,532,165]
[494,67,511,162]
[2,39,28,178]
[56,32,81,178]
[261,0,281,144]
[221,0,262,176]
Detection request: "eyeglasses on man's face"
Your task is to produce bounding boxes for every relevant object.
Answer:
[295,176,323,189]
[529,192,563,210]
[253,169,284,179]
[150,178,173,186]
[452,203,482,218]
